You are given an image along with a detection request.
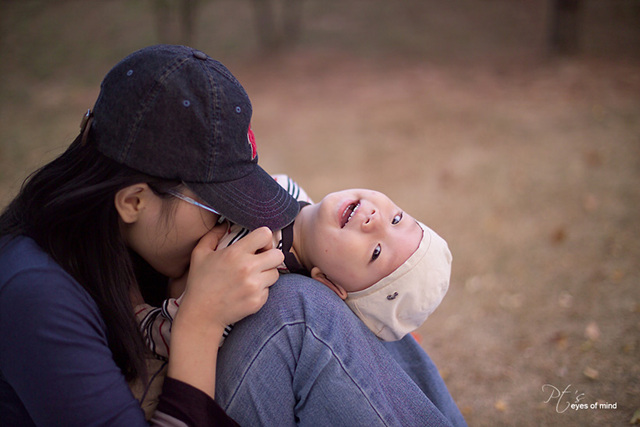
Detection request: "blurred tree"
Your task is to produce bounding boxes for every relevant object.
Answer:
[153,0,197,45]
[250,0,304,52]
[549,0,583,55]
[150,0,304,52]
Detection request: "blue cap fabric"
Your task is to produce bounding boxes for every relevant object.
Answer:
[89,44,298,230]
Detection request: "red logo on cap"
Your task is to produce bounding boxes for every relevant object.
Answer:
[247,124,257,160]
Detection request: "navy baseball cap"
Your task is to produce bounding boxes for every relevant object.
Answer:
[88,44,298,230]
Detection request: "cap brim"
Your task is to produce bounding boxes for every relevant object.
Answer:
[186,165,299,231]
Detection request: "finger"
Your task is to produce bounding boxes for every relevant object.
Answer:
[252,287,271,314]
[196,223,229,252]
[253,247,285,272]
[261,267,281,288]
[247,272,278,313]
[254,226,276,253]
[209,221,230,249]
[237,227,274,253]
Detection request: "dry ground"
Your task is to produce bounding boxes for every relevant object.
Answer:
[1,1,639,426]
[239,52,640,427]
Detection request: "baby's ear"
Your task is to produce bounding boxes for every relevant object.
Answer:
[310,267,348,300]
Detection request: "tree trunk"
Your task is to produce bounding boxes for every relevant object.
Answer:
[251,0,304,52]
[549,0,583,55]
[152,0,198,45]
[180,0,197,45]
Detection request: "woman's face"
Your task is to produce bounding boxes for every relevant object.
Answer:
[122,186,219,279]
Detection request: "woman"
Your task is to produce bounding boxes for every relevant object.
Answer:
[0,45,466,426]
[0,44,296,426]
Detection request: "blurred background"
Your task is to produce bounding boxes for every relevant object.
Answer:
[1,0,639,425]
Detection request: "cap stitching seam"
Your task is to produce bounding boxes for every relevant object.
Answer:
[121,56,190,163]
[202,60,218,182]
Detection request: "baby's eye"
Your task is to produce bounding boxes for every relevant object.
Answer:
[371,244,381,262]
[392,212,403,225]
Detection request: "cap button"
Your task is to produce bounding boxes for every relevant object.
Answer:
[192,50,207,60]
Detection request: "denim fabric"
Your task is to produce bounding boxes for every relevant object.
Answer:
[216,274,467,427]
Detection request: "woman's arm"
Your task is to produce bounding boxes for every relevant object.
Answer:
[167,226,284,398]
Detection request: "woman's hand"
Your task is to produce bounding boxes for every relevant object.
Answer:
[180,226,283,327]
[167,226,284,398]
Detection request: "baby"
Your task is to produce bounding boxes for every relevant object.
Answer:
[135,175,452,360]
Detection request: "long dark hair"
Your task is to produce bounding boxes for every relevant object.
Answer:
[0,135,178,381]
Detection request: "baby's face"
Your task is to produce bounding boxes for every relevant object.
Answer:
[300,189,422,292]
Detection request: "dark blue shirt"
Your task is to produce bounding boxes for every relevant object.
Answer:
[0,236,149,425]
[0,236,235,426]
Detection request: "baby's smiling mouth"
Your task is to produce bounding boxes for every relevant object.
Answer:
[340,201,360,228]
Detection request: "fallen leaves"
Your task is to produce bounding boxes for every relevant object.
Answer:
[550,331,568,350]
[583,366,599,380]
[494,399,507,412]
[550,226,567,245]
[584,321,601,342]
